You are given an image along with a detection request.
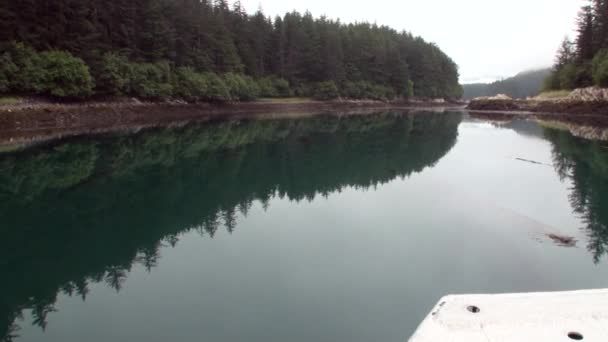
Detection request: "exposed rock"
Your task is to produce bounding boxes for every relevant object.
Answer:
[468,88,608,115]
[467,98,520,111]
[568,87,608,102]
[473,94,512,101]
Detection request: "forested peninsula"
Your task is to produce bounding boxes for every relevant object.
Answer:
[0,0,462,103]
[468,0,608,117]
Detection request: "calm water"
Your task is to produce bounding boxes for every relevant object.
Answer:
[1,110,608,342]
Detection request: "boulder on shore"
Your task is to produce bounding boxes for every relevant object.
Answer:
[467,94,519,111]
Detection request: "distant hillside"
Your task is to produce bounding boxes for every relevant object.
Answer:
[462,68,552,100]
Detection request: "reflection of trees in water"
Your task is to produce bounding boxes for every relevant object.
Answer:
[545,129,608,264]
[0,111,461,341]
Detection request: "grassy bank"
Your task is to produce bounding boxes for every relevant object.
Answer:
[0,97,23,106]
[536,90,571,99]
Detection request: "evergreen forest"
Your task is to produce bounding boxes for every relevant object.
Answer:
[0,0,462,101]
[545,0,608,90]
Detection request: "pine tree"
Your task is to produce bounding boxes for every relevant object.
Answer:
[107,0,139,58]
[138,0,175,61]
[64,0,101,59]
[593,0,608,51]
[188,0,214,71]
[387,48,410,96]
[270,16,287,78]
[297,12,322,82]
[250,10,272,77]
[15,0,43,48]
[318,19,345,82]
[170,0,200,67]
[0,0,16,42]
[209,5,243,73]
[555,37,576,68]
[230,1,257,75]
[576,5,595,61]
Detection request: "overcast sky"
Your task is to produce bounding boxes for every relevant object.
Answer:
[236,0,581,84]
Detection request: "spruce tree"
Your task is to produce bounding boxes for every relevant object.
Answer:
[593,0,608,51]
[109,0,139,58]
[209,7,243,73]
[64,0,101,58]
[139,0,175,61]
[15,0,43,48]
[0,0,16,42]
[576,5,595,61]
[555,37,576,68]
[270,16,287,77]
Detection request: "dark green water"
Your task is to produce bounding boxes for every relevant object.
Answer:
[1,111,607,342]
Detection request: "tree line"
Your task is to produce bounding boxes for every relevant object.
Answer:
[545,0,608,90]
[0,0,462,101]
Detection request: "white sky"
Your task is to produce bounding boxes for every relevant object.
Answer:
[236,0,582,84]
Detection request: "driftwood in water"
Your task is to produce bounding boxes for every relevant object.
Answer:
[547,233,577,247]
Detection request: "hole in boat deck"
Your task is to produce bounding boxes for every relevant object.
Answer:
[568,332,584,340]
[466,305,480,313]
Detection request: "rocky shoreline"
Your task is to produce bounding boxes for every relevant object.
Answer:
[468,98,608,116]
[4,87,608,149]
[467,87,608,116]
[0,99,464,148]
